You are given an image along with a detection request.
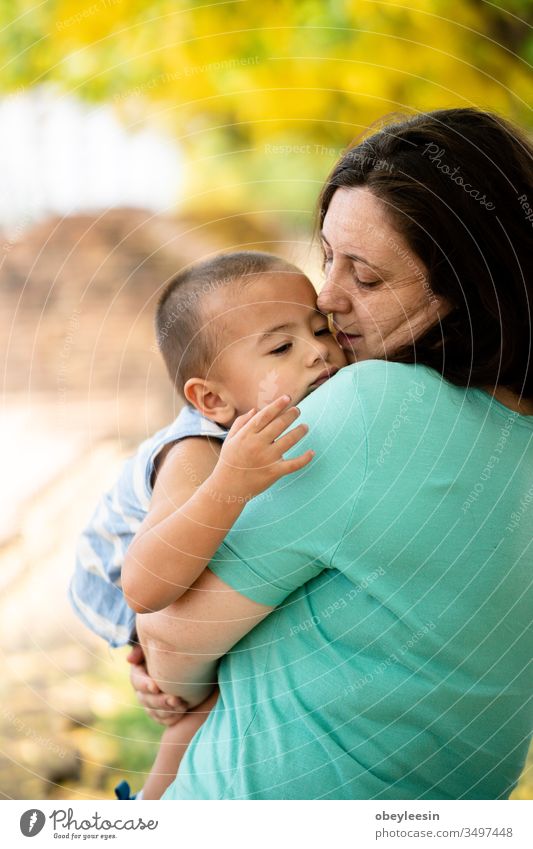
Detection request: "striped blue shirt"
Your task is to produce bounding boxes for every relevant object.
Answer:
[69,406,227,647]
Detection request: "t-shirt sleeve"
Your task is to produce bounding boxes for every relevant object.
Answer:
[208,366,368,606]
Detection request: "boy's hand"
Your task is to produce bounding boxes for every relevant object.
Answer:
[208,395,314,503]
[127,645,188,727]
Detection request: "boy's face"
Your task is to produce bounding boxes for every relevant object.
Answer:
[203,271,348,421]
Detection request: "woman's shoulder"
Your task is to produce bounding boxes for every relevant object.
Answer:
[345,358,439,384]
[303,359,443,421]
[299,359,443,456]
[322,359,477,454]
[331,359,443,413]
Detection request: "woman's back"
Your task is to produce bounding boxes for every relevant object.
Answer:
[166,361,533,800]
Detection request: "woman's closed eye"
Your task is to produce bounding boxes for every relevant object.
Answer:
[352,268,380,288]
[323,247,379,288]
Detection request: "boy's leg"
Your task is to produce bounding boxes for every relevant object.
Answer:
[142,687,219,800]
[133,610,219,799]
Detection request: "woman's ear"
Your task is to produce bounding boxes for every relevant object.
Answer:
[183,377,236,426]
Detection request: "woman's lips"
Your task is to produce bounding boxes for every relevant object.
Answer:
[336,331,362,349]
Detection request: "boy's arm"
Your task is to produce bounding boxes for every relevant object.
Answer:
[122,434,233,613]
[122,396,312,615]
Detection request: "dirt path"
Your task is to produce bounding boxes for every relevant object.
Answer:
[0,398,156,800]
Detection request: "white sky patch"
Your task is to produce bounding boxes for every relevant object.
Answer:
[0,86,184,236]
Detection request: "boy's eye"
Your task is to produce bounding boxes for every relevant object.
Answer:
[314,327,330,337]
[270,343,292,355]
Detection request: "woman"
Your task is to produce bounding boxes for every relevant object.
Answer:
[136,108,533,799]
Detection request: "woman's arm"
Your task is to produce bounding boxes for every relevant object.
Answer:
[135,567,274,707]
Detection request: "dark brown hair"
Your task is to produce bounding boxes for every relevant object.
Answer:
[318,108,533,397]
[156,250,299,396]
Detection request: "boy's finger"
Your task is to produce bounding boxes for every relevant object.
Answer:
[130,663,161,695]
[143,696,187,715]
[137,691,169,711]
[126,644,144,665]
[227,407,256,436]
[274,423,309,455]
[251,395,292,432]
[279,449,315,476]
[261,406,301,442]
[137,692,184,719]
[147,709,184,727]
[166,695,186,708]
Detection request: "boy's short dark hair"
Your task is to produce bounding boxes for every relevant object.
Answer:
[155,250,300,396]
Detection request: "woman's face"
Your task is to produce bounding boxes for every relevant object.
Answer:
[317,187,448,363]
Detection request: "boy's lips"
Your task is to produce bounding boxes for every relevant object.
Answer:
[309,365,340,389]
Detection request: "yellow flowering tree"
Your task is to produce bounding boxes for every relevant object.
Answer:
[0,0,530,215]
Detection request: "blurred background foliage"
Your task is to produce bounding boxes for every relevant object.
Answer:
[0,0,531,220]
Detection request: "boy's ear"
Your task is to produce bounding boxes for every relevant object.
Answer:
[183,377,236,427]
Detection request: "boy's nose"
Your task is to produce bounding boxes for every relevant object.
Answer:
[306,338,330,367]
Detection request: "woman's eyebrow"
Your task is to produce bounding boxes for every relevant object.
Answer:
[320,230,384,273]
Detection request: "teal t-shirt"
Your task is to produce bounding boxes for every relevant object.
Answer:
[163,361,533,800]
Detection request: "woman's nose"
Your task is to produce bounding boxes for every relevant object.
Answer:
[316,275,353,314]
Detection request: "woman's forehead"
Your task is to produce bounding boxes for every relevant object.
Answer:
[323,187,415,268]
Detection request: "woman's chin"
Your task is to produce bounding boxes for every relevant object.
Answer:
[345,348,369,364]
[337,334,368,364]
